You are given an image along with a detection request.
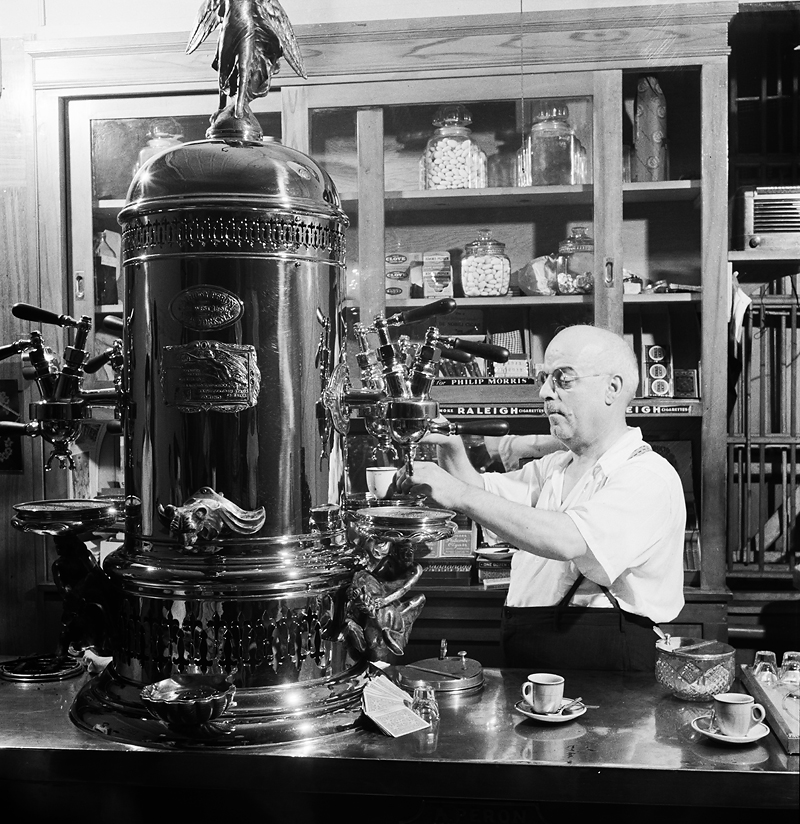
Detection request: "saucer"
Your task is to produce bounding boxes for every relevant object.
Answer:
[690,714,770,744]
[515,698,587,723]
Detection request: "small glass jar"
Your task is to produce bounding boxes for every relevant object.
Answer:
[519,102,585,186]
[461,229,511,297]
[421,105,487,190]
[555,226,594,295]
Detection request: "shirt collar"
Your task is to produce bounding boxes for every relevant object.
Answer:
[584,427,645,479]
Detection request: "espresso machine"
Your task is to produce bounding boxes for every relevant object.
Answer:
[0,1,511,745]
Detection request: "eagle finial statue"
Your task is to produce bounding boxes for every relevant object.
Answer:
[186,0,307,140]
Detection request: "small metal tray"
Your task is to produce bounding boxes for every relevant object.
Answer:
[12,499,120,536]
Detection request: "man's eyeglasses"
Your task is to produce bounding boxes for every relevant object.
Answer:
[535,368,608,390]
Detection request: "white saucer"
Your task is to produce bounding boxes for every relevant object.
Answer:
[691,715,770,744]
[515,698,588,723]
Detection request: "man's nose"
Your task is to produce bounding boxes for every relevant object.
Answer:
[539,378,556,400]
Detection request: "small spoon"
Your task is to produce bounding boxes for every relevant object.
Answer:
[653,626,671,647]
[559,697,584,714]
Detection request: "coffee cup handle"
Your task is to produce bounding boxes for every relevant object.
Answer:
[522,681,533,703]
[751,703,766,724]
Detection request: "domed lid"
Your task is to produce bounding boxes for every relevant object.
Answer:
[119,136,346,223]
[432,104,473,129]
[465,228,506,255]
[558,226,594,255]
[532,101,570,123]
[146,116,183,141]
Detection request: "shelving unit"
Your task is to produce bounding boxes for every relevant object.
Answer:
[22,2,738,642]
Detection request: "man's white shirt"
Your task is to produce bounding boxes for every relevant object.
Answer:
[480,427,685,623]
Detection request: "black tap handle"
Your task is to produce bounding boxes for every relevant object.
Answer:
[0,341,28,363]
[0,421,29,434]
[439,347,474,364]
[451,420,510,437]
[84,349,113,374]
[12,303,76,328]
[445,337,509,363]
[106,420,123,434]
[102,315,124,334]
[387,298,457,326]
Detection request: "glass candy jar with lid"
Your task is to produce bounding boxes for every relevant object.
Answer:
[519,101,585,186]
[555,226,594,294]
[421,105,487,190]
[461,229,511,297]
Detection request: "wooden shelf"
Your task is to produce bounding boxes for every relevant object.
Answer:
[729,249,800,263]
[386,292,698,311]
[436,397,702,418]
[341,180,701,214]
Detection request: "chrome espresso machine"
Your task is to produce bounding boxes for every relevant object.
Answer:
[0,0,509,746]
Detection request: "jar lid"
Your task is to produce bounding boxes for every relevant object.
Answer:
[558,226,594,255]
[466,228,505,255]
[656,637,736,661]
[532,100,570,123]
[433,104,472,128]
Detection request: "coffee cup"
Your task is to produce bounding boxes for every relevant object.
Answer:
[365,466,397,499]
[713,692,766,737]
[522,673,565,714]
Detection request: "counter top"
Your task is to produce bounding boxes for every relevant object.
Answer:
[1,666,797,815]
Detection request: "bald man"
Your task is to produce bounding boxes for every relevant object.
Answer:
[396,325,685,671]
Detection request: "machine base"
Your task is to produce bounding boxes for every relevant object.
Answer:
[70,663,370,748]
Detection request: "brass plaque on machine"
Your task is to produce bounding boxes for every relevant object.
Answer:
[160,340,261,413]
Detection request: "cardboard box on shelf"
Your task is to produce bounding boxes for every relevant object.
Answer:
[422,251,453,298]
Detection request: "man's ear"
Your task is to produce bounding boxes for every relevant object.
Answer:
[606,374,624,405]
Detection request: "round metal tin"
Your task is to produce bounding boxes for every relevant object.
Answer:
[390,656,484,695]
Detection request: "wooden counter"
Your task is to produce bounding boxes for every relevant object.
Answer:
[0,664,796,821]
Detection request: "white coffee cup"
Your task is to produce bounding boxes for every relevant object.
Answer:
[365,466,397,499]
[522,673,565,714]
[713,692,766,737]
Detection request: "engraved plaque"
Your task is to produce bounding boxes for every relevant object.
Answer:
[160,340,261,412]
[169,285,244,331]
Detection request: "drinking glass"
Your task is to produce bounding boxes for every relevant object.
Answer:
[411,686,440,723]
[753,650,779,686]
[779,651,800,687]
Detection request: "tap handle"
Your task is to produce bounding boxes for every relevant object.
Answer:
[106,420,123,435]
[386,297,457,326]
[102,315,124,334]
[12,303,77,328]
[84,349,114,374]
[345,390,383,406]
[443,337,509,363]
[444,420,510,437]
[0,340,29,363]
[439,347,473,364]
[0,421,30,435]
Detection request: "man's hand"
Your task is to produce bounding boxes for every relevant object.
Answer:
[394,461,468,511]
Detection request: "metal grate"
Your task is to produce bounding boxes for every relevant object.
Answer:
[727,275,800,576]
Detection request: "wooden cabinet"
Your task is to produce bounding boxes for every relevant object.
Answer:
[23,2,737,640]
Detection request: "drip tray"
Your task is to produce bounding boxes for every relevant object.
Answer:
[388,656,484,696]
